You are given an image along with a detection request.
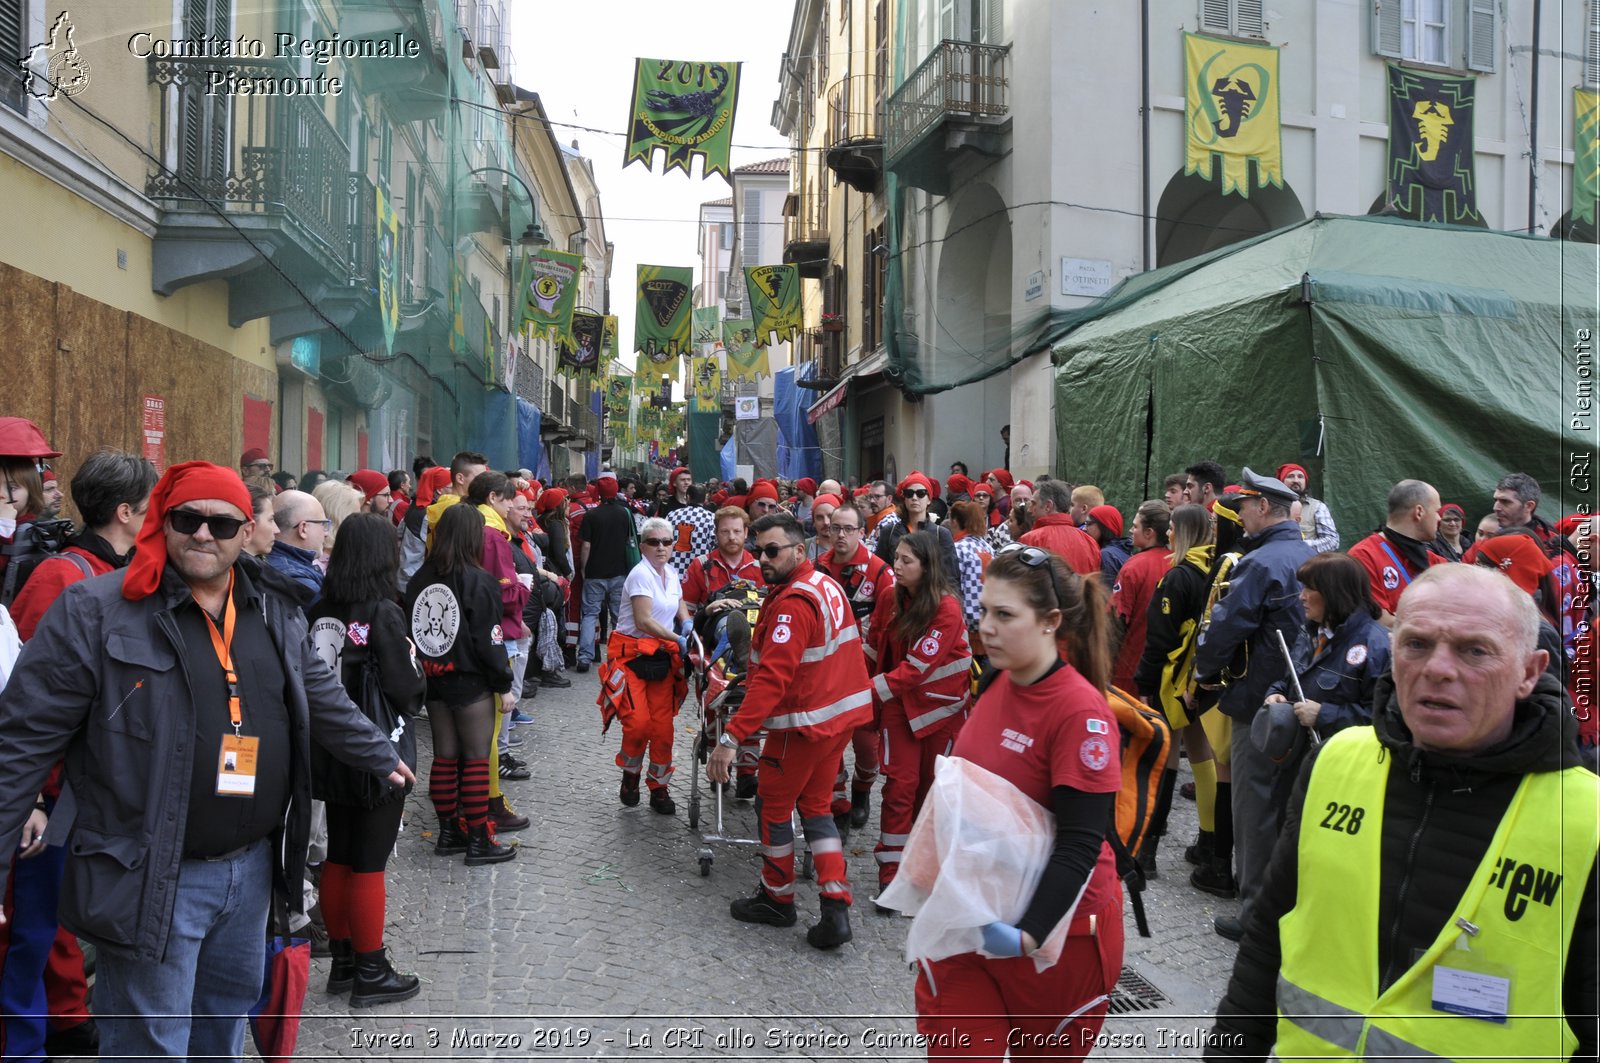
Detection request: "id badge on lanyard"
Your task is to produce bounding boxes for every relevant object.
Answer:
[1428,918,1512,1024]
[203,573,260,797]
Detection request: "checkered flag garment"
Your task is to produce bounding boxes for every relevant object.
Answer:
[670,505,717,582]
[952,536,992,629]
[867,511,901,556]
[987,521,1013,552]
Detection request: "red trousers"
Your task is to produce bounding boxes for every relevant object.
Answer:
[914,897,1124,1060]
[876,709,963,888]
[831,722,881,815]
[755,729,854,906]
[616,674,679,790]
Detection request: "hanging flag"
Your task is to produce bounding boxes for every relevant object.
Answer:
[1386,66,1481,225]
[624,59,742,180]
[603,314,619,361]
[692,306,720,348]
[1576,89,1600,226]
[375,183,400,355]
[649,440,660,464]
[635,264,693,377]
[521,249,583,346]
[559,310,606,377]
[606,373,632,416]
[1183,33,1283,197]
[448,262,467,357]
[722,318,769,381]
[689,355,721,413]
[744,265,802,346]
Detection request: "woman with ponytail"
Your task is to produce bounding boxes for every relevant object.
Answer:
[912,544,1124,1060]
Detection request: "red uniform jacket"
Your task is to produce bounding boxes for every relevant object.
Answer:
[727,561,872,744]
[1348,530,1446,615]
[817,543,895,631]
[1021,514,1102,577]
[866,591,973,737]
[681,548,763,608]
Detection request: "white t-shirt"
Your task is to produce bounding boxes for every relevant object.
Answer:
[618,558,681,637]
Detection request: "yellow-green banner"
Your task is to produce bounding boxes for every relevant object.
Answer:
[689,355,721,413]
[744,265,802,347]
[624,59,742,180]
[520,249,583,346]
[1578,89,1600,226]
[376,184,399,355]
[635,264,693,379]
[722,318,769,381]
[1184,33,1282,197]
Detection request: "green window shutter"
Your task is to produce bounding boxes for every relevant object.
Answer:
[1464,0,1496,72]
[1372,0,1403,58]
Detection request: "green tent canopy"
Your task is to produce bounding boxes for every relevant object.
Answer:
[1053,214,1598,545]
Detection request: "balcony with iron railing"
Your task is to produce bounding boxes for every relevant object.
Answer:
[783,188,829,280]
[884,40,1010,195]
[339,0,448,119]
[826,74,884,193]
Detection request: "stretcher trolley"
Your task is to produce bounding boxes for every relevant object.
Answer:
[685,630,812,880]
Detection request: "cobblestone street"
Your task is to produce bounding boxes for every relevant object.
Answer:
[296,675,1244,1060]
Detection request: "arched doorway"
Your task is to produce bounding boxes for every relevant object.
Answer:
[1155,169,1306,266]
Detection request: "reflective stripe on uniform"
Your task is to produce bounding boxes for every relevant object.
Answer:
[873,674,892,702]
[920,656,973,687]
[766,688,873,731]
[800,625,861,663]
[906,697,968,734]
[1275,977,1364,1054]
[619,753,644,770]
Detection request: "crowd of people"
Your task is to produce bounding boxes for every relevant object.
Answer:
[0,413,1593,1060]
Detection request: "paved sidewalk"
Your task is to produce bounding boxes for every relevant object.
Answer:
[294,674,1244,1060]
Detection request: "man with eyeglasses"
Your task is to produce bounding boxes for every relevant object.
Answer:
[817,500,894,831]
[239,448,274,492]
[707,512,873,950]
[0,461,411,1062]
[264,489,329,605]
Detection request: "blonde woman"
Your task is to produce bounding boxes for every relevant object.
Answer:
[314,479,364,566]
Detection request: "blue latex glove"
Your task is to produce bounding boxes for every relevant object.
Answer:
[677,615,695,638]
[675,635,690,658]
[979,921,1024,958]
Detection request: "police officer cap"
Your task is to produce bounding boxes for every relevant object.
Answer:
[1251,700,1307,764]
[1236,467,1299,506]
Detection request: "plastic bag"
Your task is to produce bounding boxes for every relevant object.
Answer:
[879,755,1076,972]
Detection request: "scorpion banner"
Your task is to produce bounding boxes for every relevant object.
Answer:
[1386,66,1480,225]
[1183,33,1282,198]
[624,58,742,180]
[743,264,802,347]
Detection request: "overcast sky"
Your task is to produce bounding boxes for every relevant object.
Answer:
[510,1,798,378]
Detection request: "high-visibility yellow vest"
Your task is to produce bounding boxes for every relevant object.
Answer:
[1273,726,1599,1061]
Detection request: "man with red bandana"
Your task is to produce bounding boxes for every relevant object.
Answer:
[1276,462,1339,553]
[0,461,411,1061]
[707,512,873,950]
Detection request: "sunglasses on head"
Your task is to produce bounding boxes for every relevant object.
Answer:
[168,508,246,540]
[902,488,929,499]
[756,542,798,559]
[997,543,1067,608]
[642,537,673,547]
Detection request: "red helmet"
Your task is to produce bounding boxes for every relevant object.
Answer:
[0,417,61,459]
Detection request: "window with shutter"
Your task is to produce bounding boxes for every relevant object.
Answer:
[1372,0,1404,58]
[0,0,25,113]
[1234,0,1265,36]
[1199,0,1232,35]
[741,189,759,269]
[984,0,1003,45]
[1464,0,1496,72]
[1586,0,1600,87]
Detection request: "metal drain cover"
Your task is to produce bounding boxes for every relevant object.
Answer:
[1108,967,1170,1014]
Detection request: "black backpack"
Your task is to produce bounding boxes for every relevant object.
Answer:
[1,519,88,608]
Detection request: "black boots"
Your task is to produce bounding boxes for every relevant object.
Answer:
[1138,832,1162,881]
[620,771,641,807]
[734,774,758,801]
[326,939,355,993]
[729,887,797,927]
[435,816,468,856]
[1185,830,1216,865]
[349,947,421,1007]
[806,898,853,950]
[849,788,872,829]
[649,787,676,815]
[465,823,517,866]
[1191,858,1238,898]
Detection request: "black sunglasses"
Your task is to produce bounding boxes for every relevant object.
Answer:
[902,488,929,499]
[642,537,673,547]
[168,508,247,540]
[997,543,1066,608]
[756,542,799,559]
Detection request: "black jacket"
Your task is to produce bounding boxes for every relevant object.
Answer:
[306,598,425,806]
[403,561,513,703]
[1208,672,1599,1061]
[0,557,397,961]
[1135,546,1212,700]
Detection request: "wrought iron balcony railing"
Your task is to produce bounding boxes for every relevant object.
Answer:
[884,40,1009,162]
[827,74,881,146]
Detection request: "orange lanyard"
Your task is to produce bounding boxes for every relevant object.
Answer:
[201,571,242,735]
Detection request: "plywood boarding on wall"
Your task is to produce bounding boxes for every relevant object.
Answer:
[0,262,277,514]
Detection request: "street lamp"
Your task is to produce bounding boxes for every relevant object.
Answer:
[468,164,549,250]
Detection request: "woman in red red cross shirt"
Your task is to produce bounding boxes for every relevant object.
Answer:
[913,545,1124,1060]
[867,530,973,895]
